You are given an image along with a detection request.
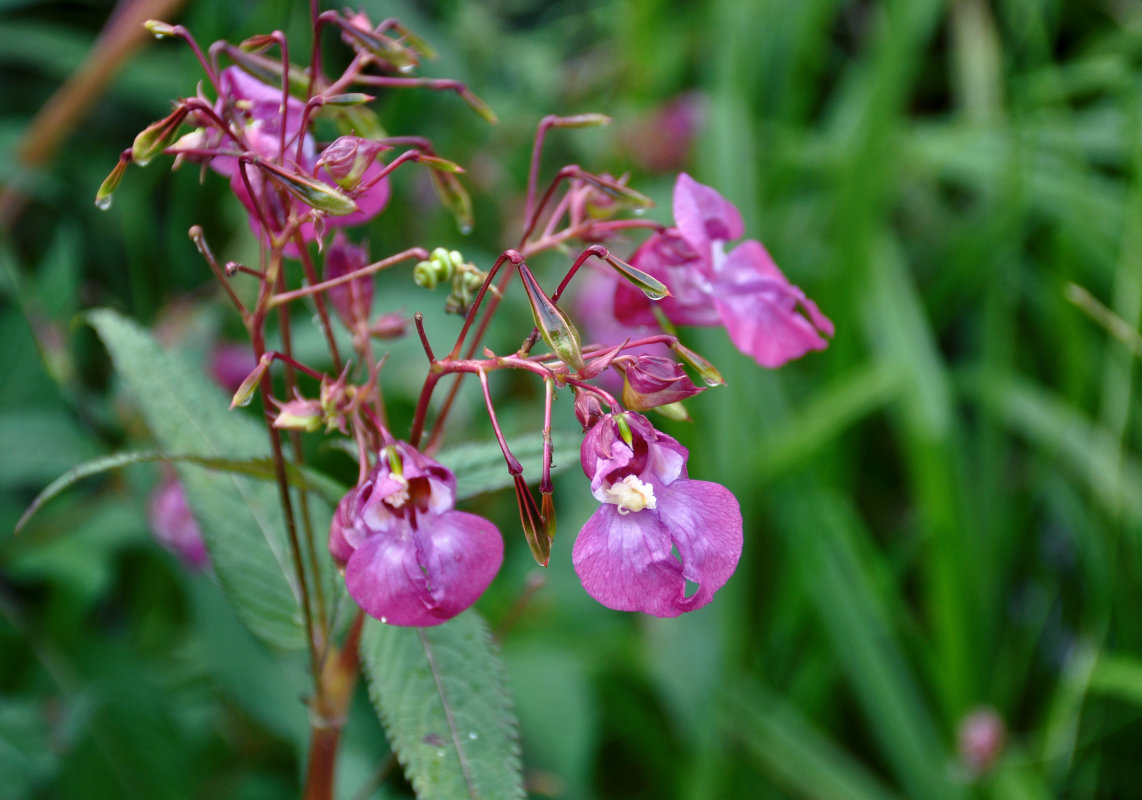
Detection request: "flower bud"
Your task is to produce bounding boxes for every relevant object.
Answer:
[369,312,408,340]
[273,395,323,431]
[670,340,725,387]
[338,18,419,71]
[230,352,273,409]
[574,390,606,431]
[519,262,584,371]
[316,136,388,191]
[95,155,129,210]
[515,475,551,567]
[620,355,704,411]
[429,170,474,234]
[603,252,669,301]
[132,107,188,167]
[258,161,358,215]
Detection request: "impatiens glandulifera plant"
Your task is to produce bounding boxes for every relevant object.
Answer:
[24,4,833,798]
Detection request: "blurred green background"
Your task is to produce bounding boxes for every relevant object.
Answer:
[4,0,1142,798]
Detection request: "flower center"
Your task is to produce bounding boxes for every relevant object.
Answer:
[603,475,657,515]
[385,474,410,508]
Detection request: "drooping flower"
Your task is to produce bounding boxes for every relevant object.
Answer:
[147,475,210,570]
[323,232,374,331]
[573,412,742,616]
[614,173,833,368]
[330,442,503,626]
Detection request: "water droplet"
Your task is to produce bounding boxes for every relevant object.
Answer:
[458,222,473,236]
[95,195,112,211]
[632,207,646,216]
[380,616,388,624]
[467,732,478,740]
[435,748,446,758]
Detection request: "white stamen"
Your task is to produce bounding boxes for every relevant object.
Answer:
[385,474,410,508]
[603,475,657,515]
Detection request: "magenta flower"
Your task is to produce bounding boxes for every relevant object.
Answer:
[573,413,742,616]
[148,476,210,570]
[614,173,834,368]
[323,232,373,331]
[329,442,503,626]
[205,68,391,252]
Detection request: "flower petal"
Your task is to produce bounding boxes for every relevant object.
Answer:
[673,173,743,257]
[572,478,741,617]
[345,510,502,626]
[712,240,832,368]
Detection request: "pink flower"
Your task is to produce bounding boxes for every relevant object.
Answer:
[323,232,373,331]
[614,173,833,368]
[207,68,391,253]
[573,413,742,616]
[147,476,210,570]
[330,443,503,626]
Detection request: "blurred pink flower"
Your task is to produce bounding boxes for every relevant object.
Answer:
[147,476,210,570]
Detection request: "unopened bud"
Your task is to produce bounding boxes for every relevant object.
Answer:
[316,136,388,190]
[95,154,131,210]
[132,107,189,166]
[338,19,419,71]
[230,352,273,409]
[273,396,323,432]
[515,475,551,567]
[555,113,612,128]
[575,170,654,211]
[603,252,669,301]
[574,390,606,431]
[518,263,584,371]
[670,340,725,387]
[460,89,498,124]
[369,312,408,340]
[259,161,358,215]
[620,355,704,411]
[429,170,473,234]
[144,19,178,38]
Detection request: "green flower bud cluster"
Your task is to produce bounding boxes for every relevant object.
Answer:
[413,247,494,315]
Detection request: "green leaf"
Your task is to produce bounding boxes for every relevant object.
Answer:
[730,681,904,800]
[15,450,347,533]
[360,612,524,800]
[440,431,578,502]
[87,309,305,650]
[0,411,100,490]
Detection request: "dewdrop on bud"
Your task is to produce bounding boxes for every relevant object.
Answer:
[145,20,178,38]
[95,156,130,210]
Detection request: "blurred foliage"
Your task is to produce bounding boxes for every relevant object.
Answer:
[5,0,1142,798]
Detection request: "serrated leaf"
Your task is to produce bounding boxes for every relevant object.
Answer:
[360,612,524,800]
[87,309,305,650]
[439,432,578,501]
